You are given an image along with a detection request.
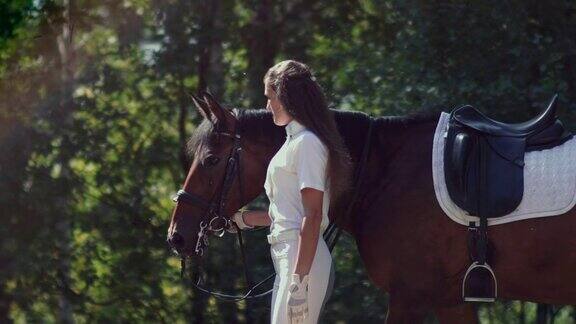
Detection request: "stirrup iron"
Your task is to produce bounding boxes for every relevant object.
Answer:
[462,261,497,302]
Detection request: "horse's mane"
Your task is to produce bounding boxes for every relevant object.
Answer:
[374,110,441,128]
[235,108,284,143]
[334,108,441,130]
[187,107,441,159]
[186,108,283,160]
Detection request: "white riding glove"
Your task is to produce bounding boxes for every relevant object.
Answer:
[226,210,253,233]
[287,273,309,323]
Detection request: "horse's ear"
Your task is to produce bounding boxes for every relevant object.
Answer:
[190,93,212,121]
[200,90,236,129]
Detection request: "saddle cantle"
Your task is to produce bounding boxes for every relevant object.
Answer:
[445,94,572,218]
[443,94,573,302]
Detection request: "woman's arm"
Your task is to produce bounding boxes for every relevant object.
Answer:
[241,210,272,227]
[293,187,324,278]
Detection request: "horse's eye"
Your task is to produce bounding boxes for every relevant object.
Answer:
[203,155,220,167]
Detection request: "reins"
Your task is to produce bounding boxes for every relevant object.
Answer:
[177,115,374,302]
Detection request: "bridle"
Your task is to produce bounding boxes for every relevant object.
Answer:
[172,128,243,257]
[171,113,375,303]
[172,110,263,301]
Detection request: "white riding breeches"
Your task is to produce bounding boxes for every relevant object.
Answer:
[269,232,334,324]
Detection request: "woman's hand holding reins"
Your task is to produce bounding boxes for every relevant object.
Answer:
[287,273,309,323]
[227,210,272,233]
[226,210,253,233]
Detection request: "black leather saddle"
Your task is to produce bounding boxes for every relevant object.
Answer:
[444,95,572,218]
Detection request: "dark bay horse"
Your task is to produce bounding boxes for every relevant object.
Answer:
[167,93,576,323]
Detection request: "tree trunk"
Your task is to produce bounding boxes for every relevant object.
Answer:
[197,0,224,99]
[0,288,11,324]
[189,272,206,324]
[178,70,189,174]
[536,303,549,324]
[193,2,237,321]
[56,0,75,322]
[242,0,281,108]
[519,301,526,324]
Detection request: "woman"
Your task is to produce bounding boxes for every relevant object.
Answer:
[231,60,353,323]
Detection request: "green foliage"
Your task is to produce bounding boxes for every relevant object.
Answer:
[1,0,576,322]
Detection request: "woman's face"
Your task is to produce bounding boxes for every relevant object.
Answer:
[264,81,292,126]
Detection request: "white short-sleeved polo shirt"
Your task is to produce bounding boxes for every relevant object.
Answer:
[264,118,331,236]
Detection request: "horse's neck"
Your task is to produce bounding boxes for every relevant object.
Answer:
[240,110,285,163]
[342,117,438,235]
[375,118,438,165]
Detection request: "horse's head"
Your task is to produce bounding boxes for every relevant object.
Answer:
[167,92,274,258]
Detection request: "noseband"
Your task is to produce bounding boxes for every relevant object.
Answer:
[172,130,244,256]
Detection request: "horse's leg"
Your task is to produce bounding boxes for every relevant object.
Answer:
[385,299,427,324]
[434,304,478,324]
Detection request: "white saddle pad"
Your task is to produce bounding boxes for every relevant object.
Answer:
[432,112,576,226]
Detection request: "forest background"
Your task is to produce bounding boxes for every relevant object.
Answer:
[2,0,576,323]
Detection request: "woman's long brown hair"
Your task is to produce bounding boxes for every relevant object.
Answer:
[264,60,353,203]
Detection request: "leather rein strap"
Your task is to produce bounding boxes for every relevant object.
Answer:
[177,115,374,302]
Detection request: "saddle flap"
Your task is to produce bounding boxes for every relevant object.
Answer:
[444,127,526,218]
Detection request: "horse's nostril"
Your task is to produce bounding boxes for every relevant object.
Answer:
[169,232,185,250]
